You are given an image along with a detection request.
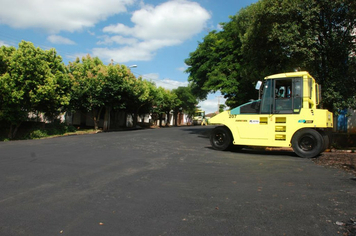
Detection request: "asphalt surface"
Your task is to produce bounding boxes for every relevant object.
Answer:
[0,126,355,236]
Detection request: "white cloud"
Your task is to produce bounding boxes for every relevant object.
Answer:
[47,35,76,45]
[0,0,135,33]
[138,73,188,90]
[156,79,189,90]
[141,73,160,80]
[87,30,96,36]
[0,40,10,47]
[93,38,184,63]
[97,35,138,45]
[176,66,186,72]
[92,45,155,63]
[66,53,90,62]
[198,93,227,114]
[103,0,210,41]
[95,0,211,63]
[199,99,219,114]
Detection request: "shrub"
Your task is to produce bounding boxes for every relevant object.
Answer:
[2,120,77,141]
[66,125,76,133]
[28,129,48,139]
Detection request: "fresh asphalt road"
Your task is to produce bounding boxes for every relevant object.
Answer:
[0,126,355,236]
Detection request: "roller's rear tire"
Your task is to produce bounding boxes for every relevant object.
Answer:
[320,130,330,152]
[292,129,324,158]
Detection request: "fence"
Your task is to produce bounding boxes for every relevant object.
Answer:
[335,108,356,134]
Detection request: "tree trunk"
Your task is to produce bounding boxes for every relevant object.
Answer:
[8,125,13,139]
[103,106,111,131]
[8,122,22,139]
[12,123,21,138]
[123,111,127,127]
[165,112,170,127]
[92,107,103,130]
[159,113,163,127]
[93,112,99,130]
[174,111,178,126]
[132,112,137,128]
[133,105,144,128]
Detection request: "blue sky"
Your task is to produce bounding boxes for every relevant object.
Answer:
[0,0,257,114]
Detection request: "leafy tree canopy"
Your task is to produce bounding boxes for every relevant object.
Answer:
[186,0,356,111]
[172,86,198,117]
[0,41,71,138]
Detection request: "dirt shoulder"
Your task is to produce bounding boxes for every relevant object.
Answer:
[314,151,356,177]
[264,146,356,177]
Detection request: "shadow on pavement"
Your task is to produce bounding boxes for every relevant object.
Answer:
[206,145,299,158]
[181,126,213,138]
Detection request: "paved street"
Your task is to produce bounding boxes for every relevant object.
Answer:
[0,126,355,236]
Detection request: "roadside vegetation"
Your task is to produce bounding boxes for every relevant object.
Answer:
[0,120,96,141]
[1,0,355,142]
[185,0,356,112]
[185,0,356,176]
[0,42,198,140]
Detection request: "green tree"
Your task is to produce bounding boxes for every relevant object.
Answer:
[0,45,25,135]
[219,104,226,113]
[172,86,197,126]
[137,81,159,124]
[149,87,178,127]
[101,64,135,130]
[238,0,356,110]
[185,17,256,108]
[0,41,71,139]
[124,77,157,127]
[68,55,106,130]
[186,0,356,111]
[161,88,178,127]
[69,56,135,130]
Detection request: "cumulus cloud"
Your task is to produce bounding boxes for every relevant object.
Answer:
[93,45,154,62]
[0,40,10,47]
[0,0,135,33]
[47,35,76,45]
[198,94,226,114]
[217,23,224,31]
[176,66,187,72]
[138,73,188,90]
[156,78,189,90]
[97,35,138,46]
[94,37,182,62]
[199,99,219,114]
[94,0,211,63]
[140,73,160,82]
[103,0,210,41]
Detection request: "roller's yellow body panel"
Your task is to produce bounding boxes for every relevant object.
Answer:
[209,109,333,148]
[209,71,333,148]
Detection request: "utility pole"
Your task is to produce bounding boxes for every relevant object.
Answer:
[216,96,222,113]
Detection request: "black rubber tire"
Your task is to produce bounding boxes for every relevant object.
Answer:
[292,129,324,158]
[319,130,330,152]
[210,126,233,151]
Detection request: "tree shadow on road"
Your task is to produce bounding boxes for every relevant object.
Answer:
[206,146,299,158]
[182,127,213,139]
